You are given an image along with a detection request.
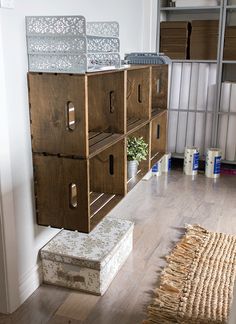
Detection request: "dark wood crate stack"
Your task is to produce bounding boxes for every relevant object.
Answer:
[28,65,168,233]
[224,26,236,60]
[160,21,190,59]
[190,20,219,60]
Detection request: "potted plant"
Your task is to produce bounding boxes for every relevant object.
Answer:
[127,136,149,179]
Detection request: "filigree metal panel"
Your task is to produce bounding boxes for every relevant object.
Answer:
[26,17,121,72]
[86,22,119,37]
[27,36,87,54]
[26,16,86,36]
[28,54,87,73]
[87,53,121,70]
[27,36,119,54]
[28,53,120,73]
[87,36,120,53]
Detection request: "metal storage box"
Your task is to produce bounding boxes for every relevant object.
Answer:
[26,16,121,73]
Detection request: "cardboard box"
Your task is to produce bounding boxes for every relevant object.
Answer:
[160,21,190,29]
[161,29,189,38]
[191,20,219,28]
[163,51,187,59]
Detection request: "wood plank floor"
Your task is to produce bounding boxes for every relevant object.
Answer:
[1,170,236,324]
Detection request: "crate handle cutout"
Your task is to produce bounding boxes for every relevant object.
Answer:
[69,183,78,208]
[109,91,115,113]
[109,154,114,175]
[156,78,161,94]
[138,84,142,103]
[66,102,76,131]
[157,124,160,139]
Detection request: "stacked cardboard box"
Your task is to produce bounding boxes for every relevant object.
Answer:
[224,26,236,60]
[190,20,219,60]
[172,0,218,6]
[160,21,190,59]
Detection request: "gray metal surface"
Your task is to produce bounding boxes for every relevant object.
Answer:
[28,53,87,73]
[124,52,171,65]
[28,52,121,73]
[157,0,236,162]
[26,16,121,73]
[86,21,119,37]
[27,36,120,54]
[26,16,86,36]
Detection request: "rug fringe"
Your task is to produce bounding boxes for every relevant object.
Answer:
[143,224,209,324]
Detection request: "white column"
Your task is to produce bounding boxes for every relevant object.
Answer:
[0,14,20,313]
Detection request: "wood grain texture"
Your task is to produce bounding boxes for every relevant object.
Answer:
[126,67,151,124]
[28,73,88,157]
[2,172,236,323]
[88,71,126,134]
[33,154,90,233]
[151,65,168,110]
[151,111,167,158]
[0,285,69,324]
[29,66,168,233]
[90,140,126,196]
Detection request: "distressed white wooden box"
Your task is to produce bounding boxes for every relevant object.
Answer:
[40,218,134,295]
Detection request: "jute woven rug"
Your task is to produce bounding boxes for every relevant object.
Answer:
[144,225,236,324]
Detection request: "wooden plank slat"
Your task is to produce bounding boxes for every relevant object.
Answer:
[89,133,123,158]
[88,71,126,134]
[151,65,168,110]
[89,132,101,139]
[33,155,90,232]
[151,111,167,157]
[28,73,88,157]
[90,192,104,205]
[127,67,151,121]
[90,195,123,230]
[151,108,167,119]
[150,152,165,167]
[89,132,113,147]
[90,193,115,217]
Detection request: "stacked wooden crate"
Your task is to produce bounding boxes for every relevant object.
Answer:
[28,65,168,233]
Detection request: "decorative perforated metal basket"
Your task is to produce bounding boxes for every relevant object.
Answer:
[26,16,121,73]
[86,21,119,37]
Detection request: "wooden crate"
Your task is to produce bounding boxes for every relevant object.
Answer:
[28,71,126,158]
[150,110,167,166]
[33,140,125,233]
[29,65,168,233]
[151,65,168,117]
[126,124,151,192]
[90,140,126,229]
[126,67,151,132]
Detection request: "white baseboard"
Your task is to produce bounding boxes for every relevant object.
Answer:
[18,262,43,304]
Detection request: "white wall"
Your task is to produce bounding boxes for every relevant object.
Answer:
[0,0,156,313]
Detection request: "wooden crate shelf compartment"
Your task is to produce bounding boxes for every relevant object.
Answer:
[126,66,151,132]
[151,65,168,112]
[127,170,144,192]
[151,111,168,160]
[33,139,126,233]
[28,64,168,232]
[28,70,126,158]
[151,108,168,120]
[126,123,151,192]
[90,193,123,230]
[150,152,166,167]
[88,131,123,158]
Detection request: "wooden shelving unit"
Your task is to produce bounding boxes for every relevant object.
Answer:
[28,65,168,233]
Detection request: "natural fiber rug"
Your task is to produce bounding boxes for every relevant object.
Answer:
[144,225,236,324]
